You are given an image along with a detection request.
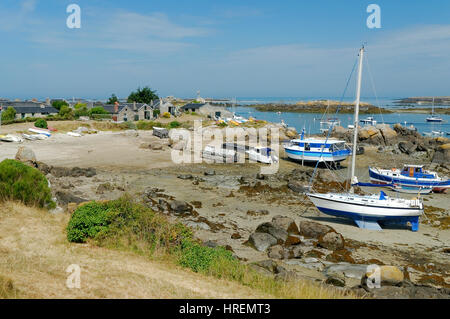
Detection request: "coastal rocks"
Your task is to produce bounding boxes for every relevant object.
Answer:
[55,191,88,206]
[377,124,398,145]
[299,220,335,239]
[432,143,450,164]
[247,232,278,252]
[325,263,369,280]
[361,265,404,289]
[268,245,293,260]
[271,216,300,235]
[287,180,308,193]
[318,231,345,251]
[177,174,193,180]
[44,166,96,178]
[15,146,36,166]
[255,222,288,243]
[169,200,194,215]
[398,141,416,155]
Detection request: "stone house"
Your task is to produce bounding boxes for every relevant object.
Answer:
[181,102,232,119]
[105,102,155,122]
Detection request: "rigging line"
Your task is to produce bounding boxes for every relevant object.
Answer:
[365,53,385,125]
[308,56,359,190]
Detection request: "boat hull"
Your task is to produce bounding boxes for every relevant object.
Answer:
[307,193,422,231]
[284,148,349,163]
[369,167,450,193]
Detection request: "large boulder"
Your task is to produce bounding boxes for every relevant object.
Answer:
[299,221,335,239]
[247,232,277,252]
[432,144,450,164]
[398,141,416,155]
[255,222,288,243]
[287,180,308,193]
[267,245,292,259]
[271,216,300,234]
[15,146,36,166]
[318,231,345,251]
[377,124,398,145]
[169,200,193,215]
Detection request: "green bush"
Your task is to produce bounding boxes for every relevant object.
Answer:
[67,197,193,250]
[153,109,160,117]
[178,240,235,273]
[168,121,181,129]
[1,107,16,121]
[66,201,113,243]
[89,107,108,115]
[34,118,48,129]
[0,159,54,208]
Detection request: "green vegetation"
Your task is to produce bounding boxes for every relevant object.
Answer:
[89,106,108,115]
[58,105,74,120]
[127,86,159,104]
[1,106,16,121]
[153,109,160,117]
[162,112,171,118]
[51,100,69,111]
[34,118,48,129]
[107,94,119,104]
[0,159,55,208]
[167,121,181,129]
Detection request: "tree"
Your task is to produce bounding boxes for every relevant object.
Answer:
[89,107,108,115]
[107,94,118,104]
[1,106,16,121]
[127,86,159,104]
[52,100,69,111]
[59,105,74,119]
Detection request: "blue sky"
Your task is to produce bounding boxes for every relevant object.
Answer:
[1,0,449,100]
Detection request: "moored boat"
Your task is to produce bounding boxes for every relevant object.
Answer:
[369,165,450,193]
[306,46,424,231]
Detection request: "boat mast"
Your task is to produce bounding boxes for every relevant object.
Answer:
[350,46,365,192]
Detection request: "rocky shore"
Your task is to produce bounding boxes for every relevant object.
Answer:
[1,119,449,299]
[247,100,392,114]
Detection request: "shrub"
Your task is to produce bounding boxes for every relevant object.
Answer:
[178,240,236,273]
[162,112,171,118]
[67,197,193,250]
[0,159,54,208]
[168,121,181,129]
[89,107,108,115]
[51,100,69,110]
[34,118,48,129]
[153,109,160,117]
[59,105,74,120]
[1,107,16,121]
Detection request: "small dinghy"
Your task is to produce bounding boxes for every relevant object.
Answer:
[28,128,51,137]
[67,132,82,137]
[0,134,23,143]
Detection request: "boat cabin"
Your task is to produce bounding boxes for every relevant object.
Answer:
[401,165,436,178]
[288,139,347,153]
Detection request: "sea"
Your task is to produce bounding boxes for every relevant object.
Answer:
[226,97,450,136]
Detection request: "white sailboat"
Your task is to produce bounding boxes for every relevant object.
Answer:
[426,97,443,122]
[306,46,423,232]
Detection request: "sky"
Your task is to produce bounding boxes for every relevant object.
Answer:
[0,0,449,100]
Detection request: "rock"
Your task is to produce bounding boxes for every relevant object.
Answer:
[271,216,300,234]
[36,161,51,175]
[318,231,345,251]
[377,125,398,145]
[285,234,302,246]
[267,245,285,259]
[325,263,369,280]
[96,183,114,194]
[15,146,36,165]
[287,180,308,193]
[325,275,346,287]
[177,174,193,180]
[290,245,304,258]
[169,200,193,215]
[361,265,404,288]
[299,221,335,239]
[432,144,450,164]
[55,191,87,206]
[398,141,416,155]
[356,146,364,155]
[204,170,216,176]
[247,232,277,252]
[231,232,241,239]
[255,222,288,243]
[185,221,210,230]
[67,202,78,214]
[254,259,278,273]
[256,173,265,180]
[150,142,163,150]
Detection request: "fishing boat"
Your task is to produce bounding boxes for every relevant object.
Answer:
[369,165,450,193]
[423,130,444,138]
[426,97,443,122]
[360,116,377,126]
[283,129,350,164]
[306,46,423,231]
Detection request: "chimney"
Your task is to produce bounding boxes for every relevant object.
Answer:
[114,101,119,113]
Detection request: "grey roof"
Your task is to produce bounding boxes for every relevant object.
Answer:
[181,103,205,110]
[1,101,47,108]
[13,106,58,114]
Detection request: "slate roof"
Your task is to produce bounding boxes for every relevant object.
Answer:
[13,106,59,114]
[181,103,205,111]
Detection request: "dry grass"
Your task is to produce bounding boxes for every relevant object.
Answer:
[0,202,356,299]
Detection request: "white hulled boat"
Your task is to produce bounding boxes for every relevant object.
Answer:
[306,46,423,231]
